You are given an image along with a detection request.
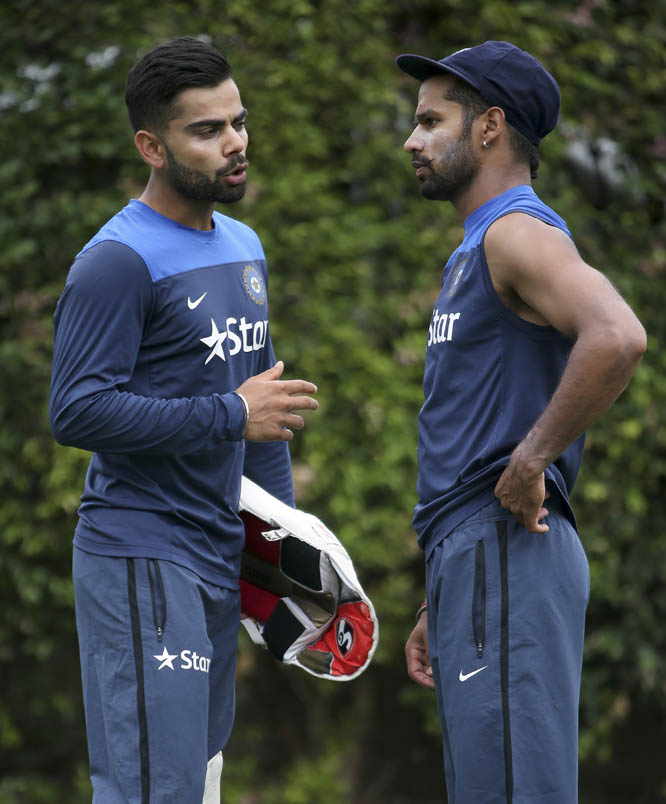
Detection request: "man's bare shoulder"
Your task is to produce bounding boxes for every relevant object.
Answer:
[485,212,577,261]
[483,211,583,295]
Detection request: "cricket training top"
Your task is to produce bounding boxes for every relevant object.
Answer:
[414,185,585,556]
[50,200,293,588]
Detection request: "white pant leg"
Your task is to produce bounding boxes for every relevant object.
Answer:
[203,751,223,804]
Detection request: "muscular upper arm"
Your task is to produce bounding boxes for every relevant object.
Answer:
[484,213,638,340]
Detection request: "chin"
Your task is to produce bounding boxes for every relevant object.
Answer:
[214,184,247,204]
[419,183,442,201]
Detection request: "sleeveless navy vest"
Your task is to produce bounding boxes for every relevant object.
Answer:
[414,185,585,556]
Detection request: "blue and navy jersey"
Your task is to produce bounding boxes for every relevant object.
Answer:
[414,185,585,556]
[50,200,293,588]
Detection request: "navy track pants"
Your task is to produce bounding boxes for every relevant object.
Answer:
[73,547,240,803]
[426,496,590,803]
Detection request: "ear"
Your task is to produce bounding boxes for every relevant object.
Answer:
[480,107,506,147]
[134,129,166,169]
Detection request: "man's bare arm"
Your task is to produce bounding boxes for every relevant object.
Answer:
[485,213,646,532]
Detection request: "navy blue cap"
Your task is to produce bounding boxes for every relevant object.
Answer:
[396,41,560,146]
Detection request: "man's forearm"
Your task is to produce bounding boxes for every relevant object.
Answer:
[49,387,246,455]
[515,327,645,471]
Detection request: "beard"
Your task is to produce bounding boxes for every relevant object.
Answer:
[415,132,480,202]
[164,146,247,204]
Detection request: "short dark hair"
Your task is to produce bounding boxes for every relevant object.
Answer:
[444,77,540,179]
[125,36,233,134]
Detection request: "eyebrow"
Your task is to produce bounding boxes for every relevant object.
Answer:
[414,108,440,125]
[184,108,248,131]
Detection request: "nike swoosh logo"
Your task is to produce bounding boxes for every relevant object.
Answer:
[459,666,488,682]
[187,291,208,310]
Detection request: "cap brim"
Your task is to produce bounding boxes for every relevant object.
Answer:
[396,53,478,92]
[396,54,454,81]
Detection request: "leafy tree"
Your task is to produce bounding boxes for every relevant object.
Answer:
[1,1,664,802]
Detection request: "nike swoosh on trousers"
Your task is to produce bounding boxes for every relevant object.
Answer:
[459,665,488,682]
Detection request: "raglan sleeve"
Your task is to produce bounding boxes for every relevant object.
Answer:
[49,240,246,454]
[241,243,295,506]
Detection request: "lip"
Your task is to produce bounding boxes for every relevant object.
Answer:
[224,167,247,185]
[414,165,428,178]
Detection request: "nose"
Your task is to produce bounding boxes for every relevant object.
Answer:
[403,127,422,154]
[223,126,247,156]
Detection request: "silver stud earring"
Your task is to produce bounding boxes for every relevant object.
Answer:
[482,140,489,149]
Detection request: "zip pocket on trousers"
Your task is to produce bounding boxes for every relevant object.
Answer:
[146,559,167,642]
[472,540,486,658]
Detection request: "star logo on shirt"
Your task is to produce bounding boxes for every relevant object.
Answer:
[153,647,178,671]
[200,318,227,364]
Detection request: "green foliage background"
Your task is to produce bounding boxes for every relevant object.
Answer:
[1,0,665,801]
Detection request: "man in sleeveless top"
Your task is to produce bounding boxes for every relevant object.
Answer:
[397,41,645,803]
[50,37,318,802]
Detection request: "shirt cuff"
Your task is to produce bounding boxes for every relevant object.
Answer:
[222,392,248,441]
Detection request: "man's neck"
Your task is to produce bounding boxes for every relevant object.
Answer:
[453,166,531,222]
[138,177,216,231]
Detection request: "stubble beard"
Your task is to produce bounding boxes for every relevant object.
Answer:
[164,146,247,204]
[418,133,480,203]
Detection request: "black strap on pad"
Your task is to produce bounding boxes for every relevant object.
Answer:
[280,536,323,591]
[262,600,307,660]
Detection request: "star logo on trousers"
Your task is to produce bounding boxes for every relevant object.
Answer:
[153,647,178,671]
[200,318,227,364]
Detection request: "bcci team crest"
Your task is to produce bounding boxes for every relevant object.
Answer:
[243,265,266,305]
[448,255,468,296]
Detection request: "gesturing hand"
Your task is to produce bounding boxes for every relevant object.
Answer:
[235,361,318,442]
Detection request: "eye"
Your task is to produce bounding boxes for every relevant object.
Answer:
[414,116,437,130]
[233,119,247,132]
[198,127,218,139]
